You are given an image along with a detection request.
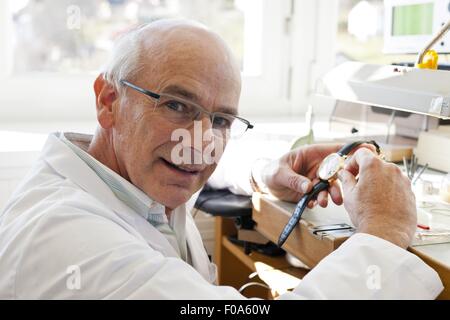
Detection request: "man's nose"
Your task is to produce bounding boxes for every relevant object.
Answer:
[186,115,213,143]
[185,116,220,161]
[198,113,213,130]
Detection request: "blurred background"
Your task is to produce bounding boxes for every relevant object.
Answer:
[2,0,427,123]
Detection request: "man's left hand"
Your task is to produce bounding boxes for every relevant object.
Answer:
[260,144,345,207]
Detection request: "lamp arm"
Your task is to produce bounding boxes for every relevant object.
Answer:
[416,19,450,66]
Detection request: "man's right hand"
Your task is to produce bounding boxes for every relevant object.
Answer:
[338,148,417,249]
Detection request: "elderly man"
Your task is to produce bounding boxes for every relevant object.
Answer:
[0,20,443,299]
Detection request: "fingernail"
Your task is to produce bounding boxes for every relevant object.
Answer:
[302,181,309,192]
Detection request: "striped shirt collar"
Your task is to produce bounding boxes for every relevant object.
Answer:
[59,132,168,225]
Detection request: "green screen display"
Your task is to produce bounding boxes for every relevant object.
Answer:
[392,3,434,36]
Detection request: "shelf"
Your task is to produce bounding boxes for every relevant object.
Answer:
[222,236,309,283]
[317,61,450,119]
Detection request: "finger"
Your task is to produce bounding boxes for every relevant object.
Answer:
[317,190,328,207]
[308,199,319,208]
[337,169,357,195]
[343,147,380,177]
[351,143,378,155]
[274,166,313,194]
[329,181,343,205]
[308,200,318,208]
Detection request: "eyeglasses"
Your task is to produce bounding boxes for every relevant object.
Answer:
[119,80,254,139]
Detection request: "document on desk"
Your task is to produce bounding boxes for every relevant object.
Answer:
[413,205,450,246]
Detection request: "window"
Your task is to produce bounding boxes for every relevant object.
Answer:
[336,0,418,64]
[1,0,293,122]
[8,0,261,76]
[336,0,449,64]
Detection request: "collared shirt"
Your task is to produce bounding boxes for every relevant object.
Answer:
[59,132,188,262]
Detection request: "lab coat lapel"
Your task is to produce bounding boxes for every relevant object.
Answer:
[41,133,180,258]
[185,213,217,284]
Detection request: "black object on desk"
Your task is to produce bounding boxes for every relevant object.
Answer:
[195,187,253,218]
[194,187,284,256]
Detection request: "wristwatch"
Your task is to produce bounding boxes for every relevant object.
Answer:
[277,140,381,247]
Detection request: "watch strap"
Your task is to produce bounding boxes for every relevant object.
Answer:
[278,180,329,247]
[337,140,380,156]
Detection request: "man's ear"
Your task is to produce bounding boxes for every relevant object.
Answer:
[93,74,118,129]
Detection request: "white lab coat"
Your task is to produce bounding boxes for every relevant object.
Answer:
[0,133,444,299]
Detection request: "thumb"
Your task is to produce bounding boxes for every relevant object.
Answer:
[275,166,312,194]
[337,169,357,194]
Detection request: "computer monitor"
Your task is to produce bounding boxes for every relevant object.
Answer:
[384,0,450,53]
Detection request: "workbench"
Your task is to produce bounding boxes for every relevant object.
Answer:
[252,192,450,300]
[213,192,450,299]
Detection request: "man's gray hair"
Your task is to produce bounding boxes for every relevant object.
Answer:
[102,24,148,93]
[101,19,209,94]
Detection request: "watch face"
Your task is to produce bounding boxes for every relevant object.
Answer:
[317,153,344,180]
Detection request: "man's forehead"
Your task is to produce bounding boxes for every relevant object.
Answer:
[138,24,241,87]
[163,84,199,101]
[131,23,242,114]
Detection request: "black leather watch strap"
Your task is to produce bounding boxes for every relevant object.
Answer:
[278,180,329,247]
[337,140,381,157]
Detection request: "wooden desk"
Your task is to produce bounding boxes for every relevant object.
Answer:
[252,192,450,300]
[213,216,309,299]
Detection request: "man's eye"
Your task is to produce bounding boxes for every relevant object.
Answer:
[165,101,187,113]
[213,116,232,128]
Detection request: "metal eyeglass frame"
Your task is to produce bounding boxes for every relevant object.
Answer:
[119,79,254,138]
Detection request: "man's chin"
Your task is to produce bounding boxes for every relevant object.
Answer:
[156,185,197,210]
